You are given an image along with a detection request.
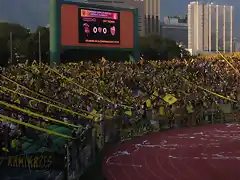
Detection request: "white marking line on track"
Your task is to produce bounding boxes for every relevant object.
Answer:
[168,156,240,160]
[168,152,190,180]
[104,123,240,180]
[201,131,221,178]
[226,123,240,127]
[182,130,213,180]
[134,143,176,151]
[144,156,163,180]
[158,154,179,180]
[119,152,137,180]
[156,155,167,178]
[107,168,117,180]
[106,151,131,163]
[177,139,202,180]
[107,162,142,167]
[193,132,204,135]
[132,155,148,180]
[122,169,132,180]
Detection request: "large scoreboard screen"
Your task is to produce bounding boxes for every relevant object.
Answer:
[61,4,134,49]
[78,8,120,44]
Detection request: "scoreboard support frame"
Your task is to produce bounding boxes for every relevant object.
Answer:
[49,0,140,66]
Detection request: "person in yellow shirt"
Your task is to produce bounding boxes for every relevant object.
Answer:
[1,141,9,155]
[11,138,17,152]
[186,101,194,126]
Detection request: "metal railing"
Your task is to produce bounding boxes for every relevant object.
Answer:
[3,103,237,180]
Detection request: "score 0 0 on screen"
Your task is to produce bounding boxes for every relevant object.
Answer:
[78,8,120,44]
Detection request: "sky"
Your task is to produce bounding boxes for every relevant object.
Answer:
[0,0,239,38]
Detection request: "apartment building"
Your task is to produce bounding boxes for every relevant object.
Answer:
[188,1,233,54]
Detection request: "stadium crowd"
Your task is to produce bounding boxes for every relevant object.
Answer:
[0,53,240,153]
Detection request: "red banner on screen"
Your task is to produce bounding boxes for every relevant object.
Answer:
[80,9,118,20]
[61,4,134,49]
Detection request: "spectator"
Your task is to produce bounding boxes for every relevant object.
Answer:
[0,53,239,144]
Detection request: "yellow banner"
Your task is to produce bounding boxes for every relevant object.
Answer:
[182,77,237,103]
[45,64,133,109]
[0,85,96,120]
[0,114,72,139]
[0,77,96,119]
[217,51,240,75]
[0,100,79,128]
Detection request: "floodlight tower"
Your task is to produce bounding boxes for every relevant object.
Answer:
[50,0,61,66]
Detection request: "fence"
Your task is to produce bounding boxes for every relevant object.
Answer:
[65,126,96,180]
[1,102,239,180]
[108,103,240,142]
[70,102,239,179]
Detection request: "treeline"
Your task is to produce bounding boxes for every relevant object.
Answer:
[0,22,189,66]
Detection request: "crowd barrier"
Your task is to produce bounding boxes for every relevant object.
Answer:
[0,103,239,180]
[105,103,240,142]
[68,102,239,180]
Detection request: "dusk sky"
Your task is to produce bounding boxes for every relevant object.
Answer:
[0,0,239,38]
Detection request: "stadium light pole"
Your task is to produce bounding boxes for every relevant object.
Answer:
[39,31,42,64]
[10,32,13,64]
[50,0,61,66]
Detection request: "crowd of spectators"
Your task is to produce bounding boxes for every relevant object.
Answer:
[0,53,240,153]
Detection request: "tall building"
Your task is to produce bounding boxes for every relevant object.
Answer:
[144,0,161,34]
[188,1,233,55]
[82,0,161,36]
[82,0,145,35]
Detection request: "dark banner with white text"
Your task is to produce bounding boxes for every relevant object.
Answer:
[0,152,65,170]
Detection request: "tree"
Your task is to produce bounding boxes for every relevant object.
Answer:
[139,34,182,60]
[0,22,30,39]
[0,22,31,65]
[0,22,184,66]
[26,26,50,63]
[0,37,9,66]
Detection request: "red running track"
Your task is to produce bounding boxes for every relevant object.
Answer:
[102,123,240,180]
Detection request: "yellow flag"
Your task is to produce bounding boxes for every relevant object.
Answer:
[159,106,165,115]
[146,99,152,108]
[149,61,157,67]
[14,99,20,104]
[163,94,177,105]
[29,100,35,107]
[2,147,9,152]
[32,60,37,65]
[125,110,132,116]
[66,78,73,82]
[187,103,194,113]
[61,82,66,87]
[11,139,17,148]
[151,91,158,100]
[87,109,100,121]
[101,57,107,63]
[91,109,97,115]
